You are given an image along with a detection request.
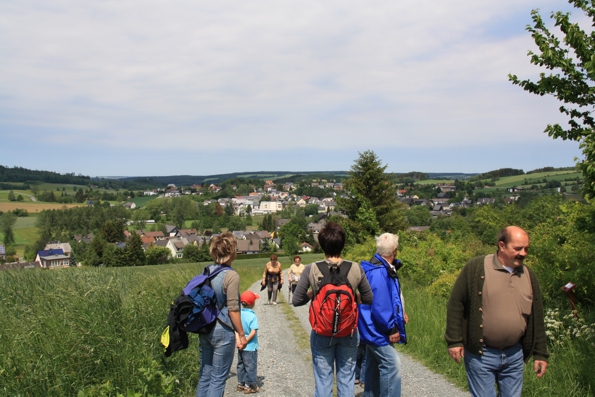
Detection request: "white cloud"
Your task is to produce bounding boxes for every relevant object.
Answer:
[0,0,584,160]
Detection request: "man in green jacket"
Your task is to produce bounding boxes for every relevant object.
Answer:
[445,226,549,397]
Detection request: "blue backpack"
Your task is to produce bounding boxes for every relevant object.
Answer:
[161,265,229,356]
[181,265,228,333]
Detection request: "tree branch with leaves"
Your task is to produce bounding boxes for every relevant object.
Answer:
[509,0,595,198]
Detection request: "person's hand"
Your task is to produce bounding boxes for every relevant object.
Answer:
[403,312,409,324]
[388,331,400,344]
[448,347,464,364]
[261,281,265,287]
[534,360,548,378]
[237,335,248,351]
[306,290,313,299]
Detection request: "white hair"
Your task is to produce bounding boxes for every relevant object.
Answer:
[376,233,399,256]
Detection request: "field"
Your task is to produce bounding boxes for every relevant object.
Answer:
[485,171,581,188]
[0,254,320,396]
[0,202,82,213]
[129,195,158,208]
[415,179,454,185]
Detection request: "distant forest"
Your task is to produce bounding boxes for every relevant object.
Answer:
[469,166,575,182]
[117,171,350,186]
[0,165,90,185]
[0,164,576,189]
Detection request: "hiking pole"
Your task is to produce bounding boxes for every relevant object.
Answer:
[288,276,292,303]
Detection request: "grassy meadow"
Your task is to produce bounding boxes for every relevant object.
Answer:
[0,254,320,397]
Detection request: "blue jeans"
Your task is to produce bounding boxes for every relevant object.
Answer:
[310,330,359,397]
[237,349,258,386]
[355,343,367,381]
[464,343,524,397]
[196,322,235,397]
[363,343,401,397]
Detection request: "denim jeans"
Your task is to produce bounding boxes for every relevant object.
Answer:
[464,343,524,397]
[363,344,401,397]
[237,349,258,386]
[355,343,367,381]
[196,322,235,397]
[310,330,359,397]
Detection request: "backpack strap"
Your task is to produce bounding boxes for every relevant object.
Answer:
[315,260,330,277]
[182,265,229,295]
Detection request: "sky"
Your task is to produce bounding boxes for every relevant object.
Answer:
[0,0,586,177]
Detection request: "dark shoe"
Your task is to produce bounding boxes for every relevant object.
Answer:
[244,385,259,394]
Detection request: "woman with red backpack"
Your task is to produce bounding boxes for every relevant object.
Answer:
[292,222,373,397]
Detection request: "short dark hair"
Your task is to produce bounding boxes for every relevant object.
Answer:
[293,255,301,261]
[497,227,510,247]
[270,254,278,261]
[318,222,345,257]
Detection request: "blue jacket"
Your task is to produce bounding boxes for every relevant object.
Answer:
[358,254,407,346]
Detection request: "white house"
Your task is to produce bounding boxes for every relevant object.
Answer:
[259,201,283,213]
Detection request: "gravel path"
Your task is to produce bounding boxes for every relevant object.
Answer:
[224,271,468,396]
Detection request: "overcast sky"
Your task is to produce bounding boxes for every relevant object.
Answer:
[0,0,584,177]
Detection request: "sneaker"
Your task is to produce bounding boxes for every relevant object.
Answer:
[237,384,247,392]
[272,302,277,306]
[244,385,259,394]
[266,301,271,305]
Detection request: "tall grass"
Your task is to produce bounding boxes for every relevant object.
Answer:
[0,254,321,396]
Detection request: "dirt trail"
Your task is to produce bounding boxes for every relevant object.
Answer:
[223,270,468,396]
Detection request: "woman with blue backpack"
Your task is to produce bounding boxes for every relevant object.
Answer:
[196,232,248,397]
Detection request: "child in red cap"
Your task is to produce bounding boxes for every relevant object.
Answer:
[236,290,260,394]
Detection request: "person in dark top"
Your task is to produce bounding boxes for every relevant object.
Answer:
[293,222,373,397]
[445,226,549,397]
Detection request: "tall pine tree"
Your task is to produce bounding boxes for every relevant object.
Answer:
[125,232,146,266]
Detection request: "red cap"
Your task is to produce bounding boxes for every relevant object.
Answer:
[240,290,260,306]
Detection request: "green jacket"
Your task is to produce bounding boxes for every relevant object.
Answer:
[445,255,549,363]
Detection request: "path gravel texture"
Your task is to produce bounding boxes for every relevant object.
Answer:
[223,270,468,396]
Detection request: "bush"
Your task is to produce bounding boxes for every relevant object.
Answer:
[427,271,460,299]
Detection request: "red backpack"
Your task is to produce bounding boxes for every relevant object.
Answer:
[309,261,358,340]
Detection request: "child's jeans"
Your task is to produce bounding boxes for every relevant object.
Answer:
[237,349,258,386]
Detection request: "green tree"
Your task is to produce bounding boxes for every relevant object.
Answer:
[125,232,146,266]
[224,202,235,216]
[198,238,211,261]
[16,194,24,202]
[338,150,408,241]
[182,244,201,262]
[304,204,319,217]
[103,244,126,267]
[407,205,433,227]
[171,197,197,229]
[7,190,16,201]
[228,216,246,231]
[69,251,77,267]
[0,212,17,245]
[509,1,595,198]
[279,222,306,255]
[145,245,171,265]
